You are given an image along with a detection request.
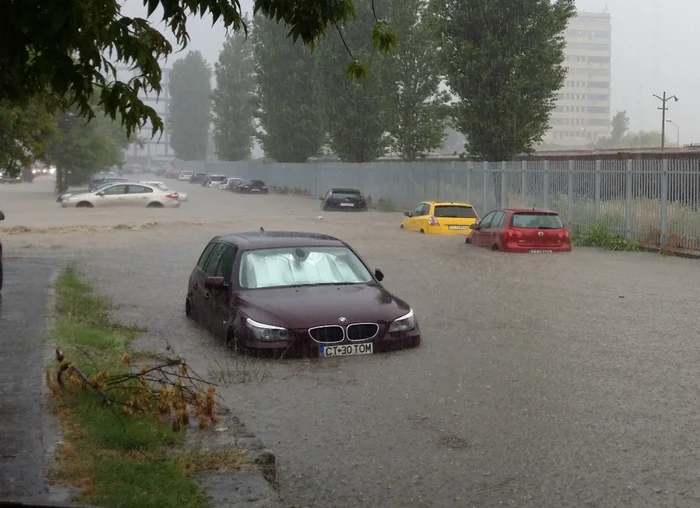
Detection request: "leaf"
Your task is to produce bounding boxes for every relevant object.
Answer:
[370,20,397,54]
[346,60,370,80]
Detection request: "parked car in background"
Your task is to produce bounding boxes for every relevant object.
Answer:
[234,179,268,194]
[185,231,420,358]
[401,201,479,235]
[320,188,368,211]
[0,210,4,291]
[166,171,179,179]
[0,171,22,184]
[139,181,188,202]
[203,175,228,187]
[61,183,181,208]
[178,171,194,182]
[467,208,572,253]
[224,177,244,191]
[189,173,208,184]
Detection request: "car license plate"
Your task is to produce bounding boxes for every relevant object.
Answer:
[529,249,553,253]
[251,188,260,192]
[448,225,468,230]
[319,343,373,357]
[340,203,354,207]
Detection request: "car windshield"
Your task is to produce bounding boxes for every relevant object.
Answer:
[434,205,477,218]
[239,246,374,289]
[511,212,564,229]
[331,190,360,199]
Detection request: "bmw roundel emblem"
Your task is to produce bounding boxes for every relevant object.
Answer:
[338,317,347,323]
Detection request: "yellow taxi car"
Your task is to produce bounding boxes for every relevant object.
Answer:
[400,201,480,235]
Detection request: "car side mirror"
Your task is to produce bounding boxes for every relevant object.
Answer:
[403,211,410,217]
[0,211,4,220]
[204,276,227,289]
[96,192,105,196]
[374,269,384,282]
[469,223,478,230]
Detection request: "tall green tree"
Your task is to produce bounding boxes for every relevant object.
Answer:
[48,108,132,192]
[315,0,391,162]
[253,16,324,162]
[593,110,629,148]
[0,96,58,177]
[433,0,576,161]
[383,0,450,161]
[168,51,212,161]
[212,29,256,161]
[1,1,396,137]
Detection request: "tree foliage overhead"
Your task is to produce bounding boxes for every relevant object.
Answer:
[253,16,325,163]
[168,51,212,161]
[212,29,257,161]
[433,0,576,161]
[315,0,391,162]
[0,0,396,137]
[383,0,449,161]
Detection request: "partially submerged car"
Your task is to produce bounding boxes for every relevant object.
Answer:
[401,201,479,235]
[0,210,4,291]
[189,173,208,184]
[186,231,421,358]
[467,208,572,253]
[203,175,228,187]
[57,178,129,203]
[233,179,268,194]
[61,182,181,208]
[139,181,188,202]
[320,188,368,211]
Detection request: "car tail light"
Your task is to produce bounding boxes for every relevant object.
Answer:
[165,193,179,199]
[428,216,439,226]
[558,230,570,239]
[360,193,364,200]
[504,228,523,239]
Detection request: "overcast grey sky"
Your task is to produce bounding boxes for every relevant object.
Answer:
[122,0,699,144]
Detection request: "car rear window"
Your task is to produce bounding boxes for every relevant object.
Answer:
[211,176,226,181]
[251,180,265,185]
[433,205,477,218]
[511,212,564,229]
[331,190,361,199]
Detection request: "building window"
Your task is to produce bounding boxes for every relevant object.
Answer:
[587,118,609,126]
[587,81,610,88]
[592,31,611,38]
[588,94,609,101]
[587,106,609,114]
[588,56,610,63]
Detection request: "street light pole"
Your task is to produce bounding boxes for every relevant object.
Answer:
[653,91,679,150]
[666,119,680,147]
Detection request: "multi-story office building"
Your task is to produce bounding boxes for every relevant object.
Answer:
[114,66,172,161]
[542,11,612,148]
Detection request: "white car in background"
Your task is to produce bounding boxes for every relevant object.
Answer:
[219,177,243,190]
[140,181,188,202]
[178,171,193,181]
[61,182,181,208]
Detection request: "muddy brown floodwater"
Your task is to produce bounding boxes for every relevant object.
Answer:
[3,176,700,508]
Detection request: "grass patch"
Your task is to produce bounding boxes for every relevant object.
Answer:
[47,266,247,508]
[570,220,639,251]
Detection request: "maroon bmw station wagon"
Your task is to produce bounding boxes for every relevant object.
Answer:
[186,231,421,358]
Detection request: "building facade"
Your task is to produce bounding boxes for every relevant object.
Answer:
[542,11,612,148]
[115,66,172,161]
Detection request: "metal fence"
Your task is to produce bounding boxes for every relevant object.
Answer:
[173,159,700,251]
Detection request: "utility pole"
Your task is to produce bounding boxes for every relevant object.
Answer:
[653,91,678,150]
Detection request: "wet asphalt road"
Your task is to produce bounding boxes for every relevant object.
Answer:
[3,177,700,507]
[0,260,52,501]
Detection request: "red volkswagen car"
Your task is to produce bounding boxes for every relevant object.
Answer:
[466,208,572,253]
[186,231,421,357]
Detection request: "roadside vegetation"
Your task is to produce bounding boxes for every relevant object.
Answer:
[47,266,247,508]
[570,220,639,251]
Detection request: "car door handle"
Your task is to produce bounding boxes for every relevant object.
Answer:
[204,292,210,300]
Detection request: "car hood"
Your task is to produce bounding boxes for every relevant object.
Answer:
[235,283,411,329]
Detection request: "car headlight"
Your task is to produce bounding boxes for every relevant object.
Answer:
[388,309,417,333]
[246,318,294,341]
